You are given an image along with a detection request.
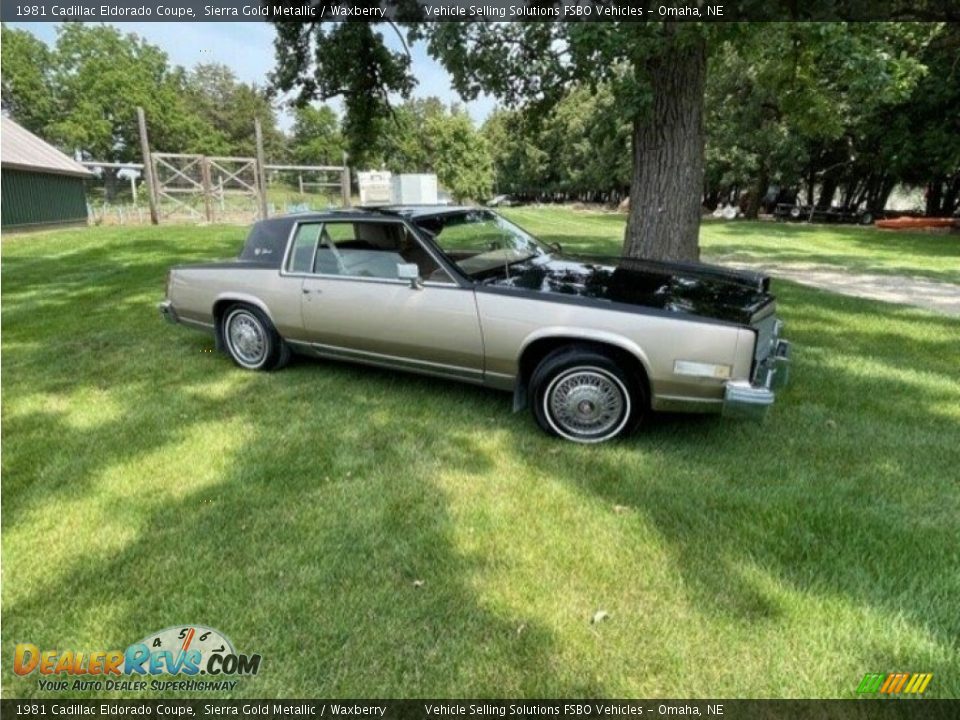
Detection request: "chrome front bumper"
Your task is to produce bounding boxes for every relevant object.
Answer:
[723,339,791,420]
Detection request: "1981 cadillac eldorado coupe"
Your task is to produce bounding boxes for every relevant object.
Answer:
[159,206,790,443]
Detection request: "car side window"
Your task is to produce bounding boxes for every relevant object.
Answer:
[288,223,321,273]
[313,221,455,284]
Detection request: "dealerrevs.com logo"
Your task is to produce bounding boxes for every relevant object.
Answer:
[13,626,261,692]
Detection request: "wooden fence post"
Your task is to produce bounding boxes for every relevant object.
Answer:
[254,118,269,219]
[341,151,351,207]
[200,157,214,223]
[137,107,159,225]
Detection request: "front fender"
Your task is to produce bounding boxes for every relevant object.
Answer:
[512,327,654,412]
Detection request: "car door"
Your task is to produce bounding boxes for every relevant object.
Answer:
[287,219,485,382]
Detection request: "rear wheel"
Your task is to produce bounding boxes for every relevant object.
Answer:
[221,304,289,371]
[530,347,645,443]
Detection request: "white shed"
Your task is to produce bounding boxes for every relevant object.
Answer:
[391,174,438,205]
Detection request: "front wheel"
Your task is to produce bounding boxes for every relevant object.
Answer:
[530,347,645,443]
[221,304,289,371]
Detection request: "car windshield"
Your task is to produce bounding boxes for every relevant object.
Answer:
[414,209,548,277]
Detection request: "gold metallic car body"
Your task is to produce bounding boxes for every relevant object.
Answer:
[159,209,789,421]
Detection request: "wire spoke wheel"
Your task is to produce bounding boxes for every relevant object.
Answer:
[543,366,630,442]
[226,310,267,367]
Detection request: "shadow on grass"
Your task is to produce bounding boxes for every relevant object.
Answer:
[508,282,959,686]
[2,347,597,696]
[3,226,959,697]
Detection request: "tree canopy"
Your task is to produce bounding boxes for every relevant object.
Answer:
[183,63,284,159]
[3,19,955,231]
[366,98,493,202]
[0,24,282,163]
[269,17,959,260]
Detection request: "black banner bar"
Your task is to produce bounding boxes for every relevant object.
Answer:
[2,700,960,720]
[2,0,959,23]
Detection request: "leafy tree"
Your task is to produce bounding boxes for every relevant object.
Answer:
[0,25,56,135]
[270,15,716,260]
[270,18,414,165]
[483,87,631,202]
[291,105,346,166]
[366,98,493,202]
[47,24,215,162]
[483,108,550,197]
[184,63,284,158]
[368,97,443,173]
[414,22,717,261]
[847,23,960,216]
[707,23,928,217]
[426,108,493,202]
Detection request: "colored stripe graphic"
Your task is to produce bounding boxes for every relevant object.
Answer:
[857,673,885,693]
[864,672,933,695]
[891,673,909,693]
[879,674,897,693]
[904,674,921,693]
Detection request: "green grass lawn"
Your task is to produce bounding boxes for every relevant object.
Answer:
[2,214,959,699]
[504,206,960,285]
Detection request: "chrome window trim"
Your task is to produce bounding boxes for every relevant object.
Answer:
[279,217,463,287]
[285,222,322,275]
[295,274,461,289]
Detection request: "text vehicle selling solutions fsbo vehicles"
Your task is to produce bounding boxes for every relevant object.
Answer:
[159,207,790,443]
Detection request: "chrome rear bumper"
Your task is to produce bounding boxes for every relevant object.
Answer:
[723,339,791,420]
[158,300,178,325]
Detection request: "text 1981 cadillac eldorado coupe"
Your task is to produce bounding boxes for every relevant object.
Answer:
[159,206,790,443]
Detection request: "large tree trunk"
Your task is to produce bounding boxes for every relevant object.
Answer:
[942,174,960,216]
[925,176,943,216]
[816,174,839,209]
[623,30,707,262]
[104,168,120,202]
[744,167,769,220]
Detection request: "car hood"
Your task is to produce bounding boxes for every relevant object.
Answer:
[486,254,774,325]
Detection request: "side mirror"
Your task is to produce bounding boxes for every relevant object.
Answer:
[550,241,563,254]
[397,263,423,289]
